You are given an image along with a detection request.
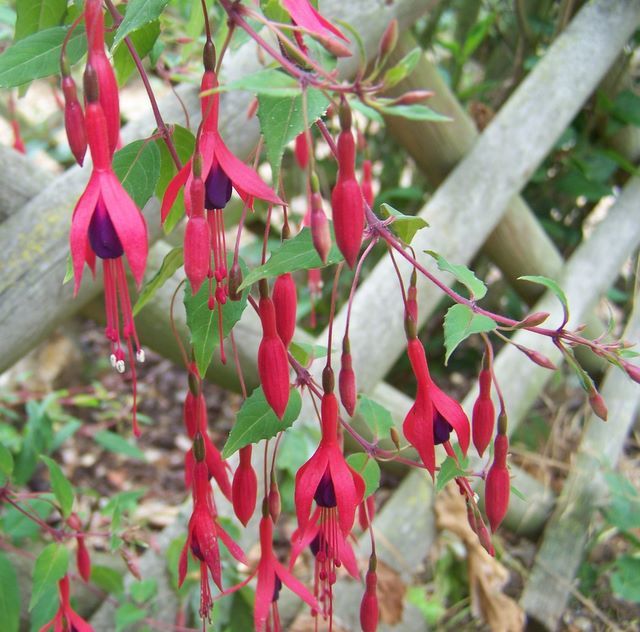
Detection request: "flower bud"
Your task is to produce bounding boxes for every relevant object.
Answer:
[588,389,608,421]
[313,32,352,58]
[477,521,495,556]
[83,64,100,104]
[76,536,91,582]
[485,434,510,532]
[517,344,557,370]
[310,192,331,263]
[322,366,335,394]
[472,369,494,457]
[228,261,243,301]
[378,19,398,61]
[339,347,356,416]
[360,557,379,632]
[232,446,257,526]
[389,89,435,105]
[294,132,309,169]
[361,159,374,207]
[624,361,640,384]
[272,273,297,348]
[193,432,206,463]
[120,548,141,580]
[515,311,551,328]
[268,479,281,524]
[184,215,211,294]
[62,76,87,166]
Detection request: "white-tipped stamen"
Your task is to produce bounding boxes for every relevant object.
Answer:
[116,360,126,374]
[110,353,117,368]
[136,349,145,363]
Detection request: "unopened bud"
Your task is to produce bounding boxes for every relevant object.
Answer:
[322,366,335,394]
[624,362,640,384]
[339,99,352,131]
[378,19,398,61]
[268,479,281,523]
[313,33,352,58]
[310,193,331,263]
[390,89,435,105]
[228,262,243,301]
[83,64,99,104]
[67,513,82,531]
[390,427,401,450]
[518,345,557,370]
[193,432,206,462]
[203,39,216,72]
[516,311,551,328]
[588,390,608,421]
[120,548,141,580]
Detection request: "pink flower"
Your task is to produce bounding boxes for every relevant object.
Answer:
[282,0,348,44]
[39,576,93,632]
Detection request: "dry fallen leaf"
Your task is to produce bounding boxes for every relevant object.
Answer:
[435,483,525,632]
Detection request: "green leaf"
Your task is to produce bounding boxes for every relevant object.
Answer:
[289,341,328,366]
[611,556,640,603]
[350,99,385,124]
[239,227,343,290]
[30,543,69,610]
[184,256,250,376]
[379,203,428,244]
[376,103,451,122]
[155,125,196,234]
[94,431,146,460]
[133,247,183,316]
[222,387,302,458]
[115,603,147,631]
[258,88,330,181]
[604,471,640,532]
[130,578,158,604]
[443,304,496,364]
[0,554,19,632]
[113,0,169,48]
[425,250,487,300]
[518,275,569,324]
[113,20,160,85]
[211,68,300,97]
[461,14,495,60]
[112,139,161,209]
[0,443,14,477]
[383,47,421,89]
[346,453,380,497]
[610,90,640,127]
[28,584,58,632]
[436,456,467,491]
[0,26,87,88]
[91,565,125,595]
[356,395,394,438]
[40,456,74,518]
[261,0,289,22]
[14,0,66,41]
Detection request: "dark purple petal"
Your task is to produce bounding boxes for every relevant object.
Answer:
[433,411,453,445]
[314,471,337,508]
[88,198,123,259]
[272,575,283,602]
[205,163,232,210]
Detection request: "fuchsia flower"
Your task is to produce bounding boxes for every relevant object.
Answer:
[472,365,495,457]
[282,0,348,45]
[254,512,317,632]
[403,336,470,477]
[272,272,297,348]
[180,450,247,620]
[70,67,148,436]
[485,430,510,532]
[232,445,258,526]
[39,576,93,632]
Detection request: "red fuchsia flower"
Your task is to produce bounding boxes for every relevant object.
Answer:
[310,184,331,264]
[360,557,379,632]
[84,0,120,156]
[472,363,495,457]
[281,0,348,47]
[40,576,93,632]
[232,445,258,526]
[70,67,148,436]
[257,292,291,419]
[402,335,470,478]
[180,445,247,620]
[272,272,297,348]
[485,423,510,533]
[339,335,356,416]
[294,387,365,537]
[289,505,359,618]
[361,159,374,207]
[160,43,282,314]
[331,103,365,268]
[294,132,309,169]
[254,512,318,632]
[61,72,87,166]
[67,513,91,583]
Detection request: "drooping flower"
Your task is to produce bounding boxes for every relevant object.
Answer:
[70,66,148,436]
[39,576,93,632]
[254,512,318,632]
[472,363,495,457]
[281,0,349,48]
[485,429,510,532]
[272,272,297,348]
[294,132,309,169]
[232,445,258,526]
[180,445,246,620]
[360,556,379,632]
[61,72,87,166]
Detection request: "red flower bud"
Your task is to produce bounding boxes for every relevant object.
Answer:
[184,216,211,294]
[294,132,309,169]
[361,159,374,207]
[360,563,379,632]
[378,19,398,61]
[485,434,510,533]
[339,346,357,417]
[313,32,352,58]
[588,390,608,421]
[272,273,297,348]
[624,361,640,384]
[517,344,557,370]
[258,296,290,419]
[477,521,495,556]
[472,369,494,457]
[389,89,435,105]
[358,495,376,531]
[76,536,91,582]
[120,548,141,580]
[183,390,206,438]
[268,479,281,524]
[310,192,331,264]
[62,76,87,166]
[515,311,551,328]
[232,446,257,526]
[331,129,364,268]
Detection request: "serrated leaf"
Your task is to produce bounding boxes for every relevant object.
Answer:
[0,443,14,477]
[346,453,380,497]
[155,125,196,234]
[239,227,343,290]
[94,431,146,460]
[209,68,300,97]
[379,203,428,244]
[383,47,421,89]
[40,456,74,518]
[14,0,66,41]
[115,602,147,631]
[0,554,19,632]
[376,103,451,122]
[30,543,69,610]
[289,341,328,366]
[133,246,183,316]
[0,26,86,88]
[184,256,249,376]
[222,387,302,458]
[113,139,161,209]
[443,304,496,364]
[258,88,330,181]
[113,0,169,48]
[426,250,487,300]
[113,20,160,85]
[91,565,125,595]
[518,275,569,324]
[356,395,394,438]
[436,456,466,491]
